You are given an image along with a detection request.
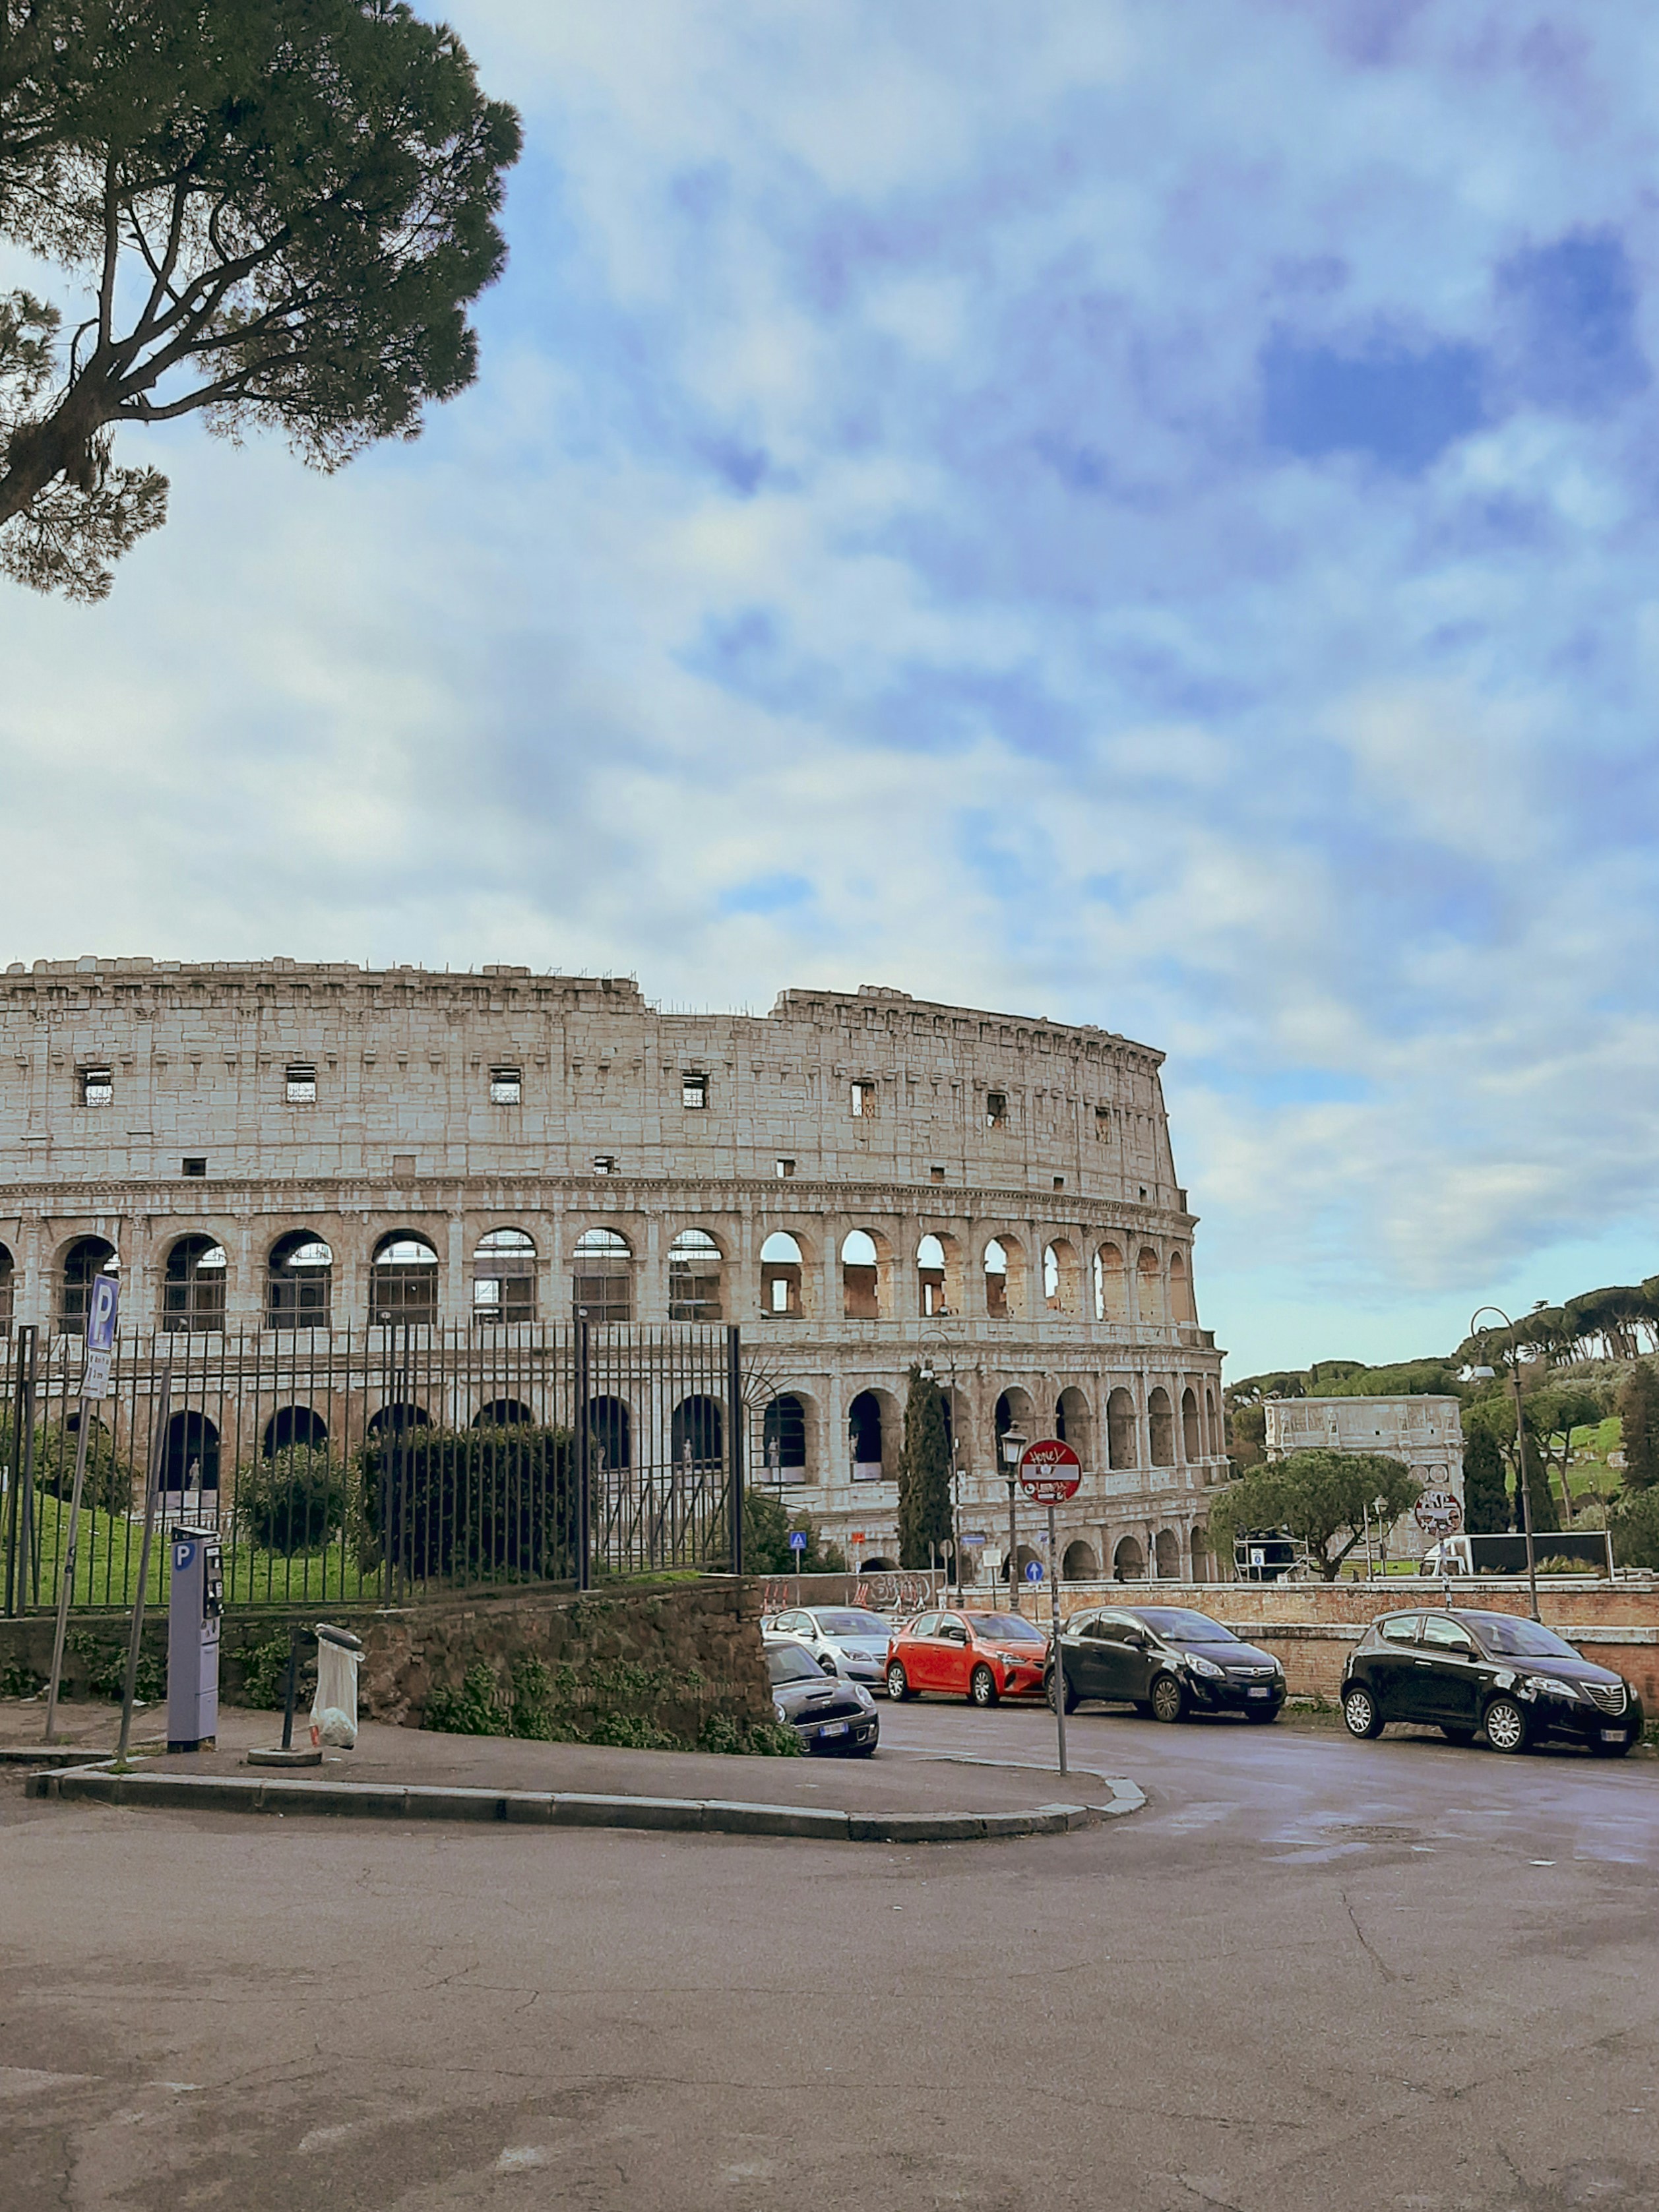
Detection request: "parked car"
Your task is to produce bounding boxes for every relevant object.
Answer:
[884,1609,1049,1707]
[1047,1605,1285,1723]
[761,1606,896,1686]
[765,1636,881,1754]
[1340,1608,1644,1757]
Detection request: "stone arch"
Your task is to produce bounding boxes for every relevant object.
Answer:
[162,1233,227,1333]
[573,1227,633,1325]
[1168,1248,1195,1324]
[268,1230,333,1330]
[1043,1238,1082,1318]
[586,1395,632,1469]
[848,1389,885,1479]
[1148,1386,1175,1466]
[760,1229,809,1318]
[982,1233,1028,1319]
[472,1226,536,1326]
[1094,1241,1127,1322]
[669,1227,724,1322]
[1055,1386,1094,1465]
[370,1231,439,1327]
[162,1409,220,1492]
[1112,1534,1145,1581]
[1106,1386,1137,1470]
[939,1383,971,1471]
[0,1241,13,1335]
[859,1554,896,1572]
[1062,1538,1099,1580]
[56,1235,116,1336]
[1205,1386,1219,1456]
[1137,1246,1164,1326]
[1181,1386,1201,1461]
[1009,1542,1044,1587]
[761,1392,809,1480]
[1154,1527,1181,1578]
[262,1405,328,1458]
[368,1402,431,1437]
[474,1398,535,1430]
[995,1386,1037,1468]
[672,1394,724,1473]
[840,1228,891,1320]
[916,1231,964,1318]
[1189,1527,1213,1583]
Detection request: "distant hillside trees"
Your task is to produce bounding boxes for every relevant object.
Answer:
[1460,1427,1509,1536]
[1617,1363,1659,1492]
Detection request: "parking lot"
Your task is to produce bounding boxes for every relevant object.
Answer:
[1,1702,1656,2212]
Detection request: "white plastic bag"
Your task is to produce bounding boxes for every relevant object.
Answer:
[309,1628,362,1750]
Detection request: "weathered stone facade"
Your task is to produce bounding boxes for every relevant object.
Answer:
[0,958,1224,1578]
[1264,1396,1466,1561]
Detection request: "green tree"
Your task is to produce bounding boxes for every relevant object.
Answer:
[1616,1361,1659,1492]
[1524,1382,1604,1524]
[897,1365,952,1570]
[1460,1426,1509,1537]
[0,0,520,599]
[1610,1484,1659,1570]
[1465,1388,1561,1538]
[741,1489,846,1574]
[1207,1449,1420,1582]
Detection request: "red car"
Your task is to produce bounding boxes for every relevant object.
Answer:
[885,1608,1050,1707]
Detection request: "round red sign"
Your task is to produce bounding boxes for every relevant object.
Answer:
[1018,1438,1082,1502]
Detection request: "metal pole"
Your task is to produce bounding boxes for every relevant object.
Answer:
[1048,1500,1067,1776]
[726,1324,744,1577]
[115,1360,172,1766]
[574,1314,592,1591]
[1509,1349,1540,1622]
[280,1624,300,1752]
[1007,1475,1018,1613]
[3,1327,28,1616]
[43,1398,94,1742]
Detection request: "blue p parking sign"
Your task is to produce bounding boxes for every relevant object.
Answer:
[86,1272,119,1353]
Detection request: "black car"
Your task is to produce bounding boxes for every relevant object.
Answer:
[1340,1608,1644,1757]
[765,1638,880,1754]
[1048,1605,1286,1724]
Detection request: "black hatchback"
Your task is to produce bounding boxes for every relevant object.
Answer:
[1341,1608,1643,1757]
[1048,1605,1286,1724]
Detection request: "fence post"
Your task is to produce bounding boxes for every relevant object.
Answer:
[726,1324,744,1577]
[3,1327,31,1616]
[574,1316,592,1591]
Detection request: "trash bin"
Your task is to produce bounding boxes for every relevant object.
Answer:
[310,1622,365,1749]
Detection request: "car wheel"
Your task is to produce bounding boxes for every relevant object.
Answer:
[1150,1673,1185,1725]
[1439,1725,1476,1745]
[1342,1684,1385,1739]
[970,1664,999,1708]
[1046,1669,1079,1715]
[1483,1696,1530,1754]
[1590,1733,1634,1759]
[886,1663,913,1702]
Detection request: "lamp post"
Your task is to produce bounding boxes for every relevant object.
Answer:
[920,1328,966,1599]
[999,1429,1026,1610]
[1469,1303,1540,1622]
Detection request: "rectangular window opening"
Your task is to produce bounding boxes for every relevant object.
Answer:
[776,1157,796,1179]
[1053,1175,1065,1191]
[985,1090,1007,1128]
[489,1065,522,1105]
[182,1157,206,1179]
[930,1166,945,1182]
[285,1063,317,1103]
[850,1080,876,1118]
[592,1155,617,1176]
[79,1066,113,1108]
[681,1072,708,1109]
[1096,1105,1111,1139]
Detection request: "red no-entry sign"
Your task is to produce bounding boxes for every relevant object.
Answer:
[1018,1438,1081,1503]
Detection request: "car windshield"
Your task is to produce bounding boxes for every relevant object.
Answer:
[767,1646,824,1685]
[1470,1615,1581,1661]
[968,1614,1047,1643]
[1134,1609,1239,1644]
[812,1611,890,1637]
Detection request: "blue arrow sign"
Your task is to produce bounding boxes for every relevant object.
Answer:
[1024,1560,1044,1583]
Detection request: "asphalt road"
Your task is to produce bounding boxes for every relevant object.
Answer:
[2,1701,1656,2212]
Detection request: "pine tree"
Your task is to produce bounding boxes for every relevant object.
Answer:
[898,1367,953,1570]
[1617,1362,1659,1492]
[1460,1427,1509,1535]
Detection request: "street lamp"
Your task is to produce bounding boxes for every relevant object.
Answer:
[1468,1303,1540,1622]
[999,1428,1026,1610]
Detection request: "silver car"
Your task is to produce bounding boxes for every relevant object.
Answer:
[763,1606,896,1686]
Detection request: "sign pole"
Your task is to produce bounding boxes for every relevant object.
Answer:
[1048,1500,1067,1776]
[115,1360,172,1767]
[43,1398,94,1743]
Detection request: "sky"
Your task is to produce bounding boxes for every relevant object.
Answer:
[4,1,1659,1376]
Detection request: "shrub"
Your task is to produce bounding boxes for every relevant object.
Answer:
[361,1423,576,1584]
[236,1634,313,1711]
[423,1662,509,1735]
[697,1711,803,1757]
[64,1629,162,1704]
[0,1660,45,1699]
[240,1446,348,1554]
[1611,1485,1659,1570]
[27,1417,137,1516]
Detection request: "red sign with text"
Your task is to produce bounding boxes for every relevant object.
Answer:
[1018,1438,1082,1503]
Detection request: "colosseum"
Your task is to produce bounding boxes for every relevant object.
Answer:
[0,957,1226,1583]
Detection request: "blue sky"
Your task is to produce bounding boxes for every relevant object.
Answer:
[5,1,1659,1374]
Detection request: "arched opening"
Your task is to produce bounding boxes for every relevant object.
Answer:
[917,1234,949,1318]
[1137,1247,1164,1326]
[1169,1249,1195,1324]
[371,1233,439,1328]
[0,1242,12,1336]
[1094,1242,1127,1322]
[672,1394,724,1475]
[669,1229,723,1322]
[367,1402,431,1438]
[1044,1239,1081,1317]
[848,1390,884,1480]
[1007,1541,1044,1587]
[1181,1387,1201,1460]
[841,1229,883,1320]
[1055,1387,1093,1465]
[860,1554,896,1572]
[1148,1388,1175,1465]
[1106,1387,1137,1470]
[262,1406,328,1459]
[1154,1528,1181,1579]
[573,1228,633,1325]
[474,1398,534,1430]
[472,1227,536,1326]
[57,1236,116,1336]
[268,1231,332,1330]
[162,1235,227,1333]
[937,1384,970,1471]
[162,1409,220,1493]
[1205,1387,1219,1456]
[761,1231,805,1318]
[587,1396,631,1471]
[1063,1539,1099,1581]
[1190,1527,1212,1584]
[761,1393,807,1482]
[984,1235,1028,1319]
[1113,1535,1146,1582]
[995,1388,1036,1458]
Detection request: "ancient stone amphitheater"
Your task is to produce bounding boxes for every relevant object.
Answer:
[0,958,1225,1582]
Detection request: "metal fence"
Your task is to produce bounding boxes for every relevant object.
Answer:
[1,1321,745,1614]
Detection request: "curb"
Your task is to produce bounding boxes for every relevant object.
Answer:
[26,1763,1146,1842]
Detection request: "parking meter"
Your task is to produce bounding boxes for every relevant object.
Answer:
[168,1527,222,1752]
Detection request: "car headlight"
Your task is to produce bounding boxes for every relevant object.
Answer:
[999,1651,1030,1668]
[1525,1674,1579,1700]
[1185,1652,1224,1680]
[853,1685,875,1709]
[774,1702,788,1723]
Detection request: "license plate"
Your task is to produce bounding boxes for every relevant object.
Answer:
[1601,1728,1626,1744]
[1247,1686,1271,1699]
[819,1720,848,1737]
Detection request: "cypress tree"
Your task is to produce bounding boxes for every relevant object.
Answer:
[1460,1427,1509,1536]
[898,1367,953,1570]
[1617,1362,1659,1492]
